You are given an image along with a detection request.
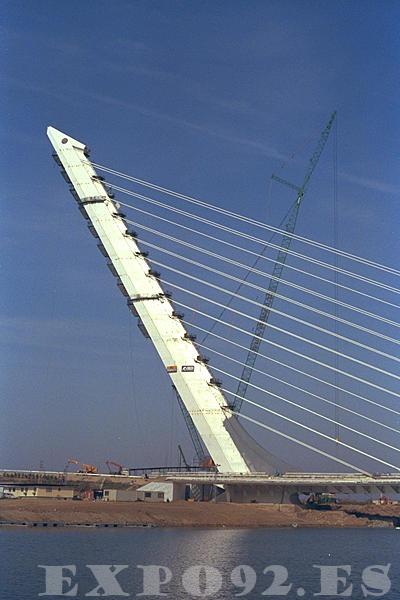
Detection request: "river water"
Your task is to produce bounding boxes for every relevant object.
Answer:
[1,527,399,599]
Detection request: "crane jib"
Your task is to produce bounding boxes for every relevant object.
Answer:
[232,112,336,414]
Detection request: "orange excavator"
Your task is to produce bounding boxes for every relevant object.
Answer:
[64,458,98,474]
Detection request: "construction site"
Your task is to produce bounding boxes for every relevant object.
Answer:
[1,468,400,529]
[2,114,400,524]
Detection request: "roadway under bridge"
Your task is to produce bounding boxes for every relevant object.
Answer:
[2,470,400,504]
[167,472,400,503]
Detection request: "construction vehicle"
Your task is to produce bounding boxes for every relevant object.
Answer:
[303,492,339,510]
[375,494,394,506]
[105,460,129,476]
[200,457,216,470]
[80,463,98,474]
[63,458,98,474]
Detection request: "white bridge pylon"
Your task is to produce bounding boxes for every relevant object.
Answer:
[47,126,400,477]
[47,126,283,474]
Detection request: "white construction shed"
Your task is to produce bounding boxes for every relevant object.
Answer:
[0,485,74,499]
[137,482,185,502]
[102,488,138,502]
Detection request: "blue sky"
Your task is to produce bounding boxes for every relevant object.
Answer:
[1,1,399,472]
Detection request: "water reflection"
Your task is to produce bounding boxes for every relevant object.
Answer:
[1,527,399,599]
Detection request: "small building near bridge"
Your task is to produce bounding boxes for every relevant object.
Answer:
[0,485,74,499]
[102,488,138,502]
[137,482,185,502]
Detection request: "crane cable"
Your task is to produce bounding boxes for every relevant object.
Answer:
[225,409,370,476]
[90,162,400,278]
[194,339,400,435]
[199,199,297,344]
[219,385,400,471]
[154,274,400,380]
[182,318,400,417]
[108,184,400,295]
[154,268,400,363]
[132,239,400,363]
[170,298,400,399]
[126,219,400,335]
[121,203,399,312]
[333,117,340,446]
[190,349,400,453]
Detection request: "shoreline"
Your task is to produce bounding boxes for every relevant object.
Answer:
[1,499,399,529]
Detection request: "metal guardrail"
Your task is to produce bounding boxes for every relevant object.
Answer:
[1,469,398,483]
[128,466,217,476]
[165,473,400,485]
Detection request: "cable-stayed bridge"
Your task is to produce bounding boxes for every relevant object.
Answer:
[47,124,400,490]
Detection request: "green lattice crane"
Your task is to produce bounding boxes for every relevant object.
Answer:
[231,111,337,413]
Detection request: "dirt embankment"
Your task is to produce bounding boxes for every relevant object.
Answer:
[1,499,399,528]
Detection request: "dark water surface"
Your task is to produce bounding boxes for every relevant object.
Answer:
[1,527,399,599]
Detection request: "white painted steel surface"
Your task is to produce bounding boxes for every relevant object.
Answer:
[47,126,282,474]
